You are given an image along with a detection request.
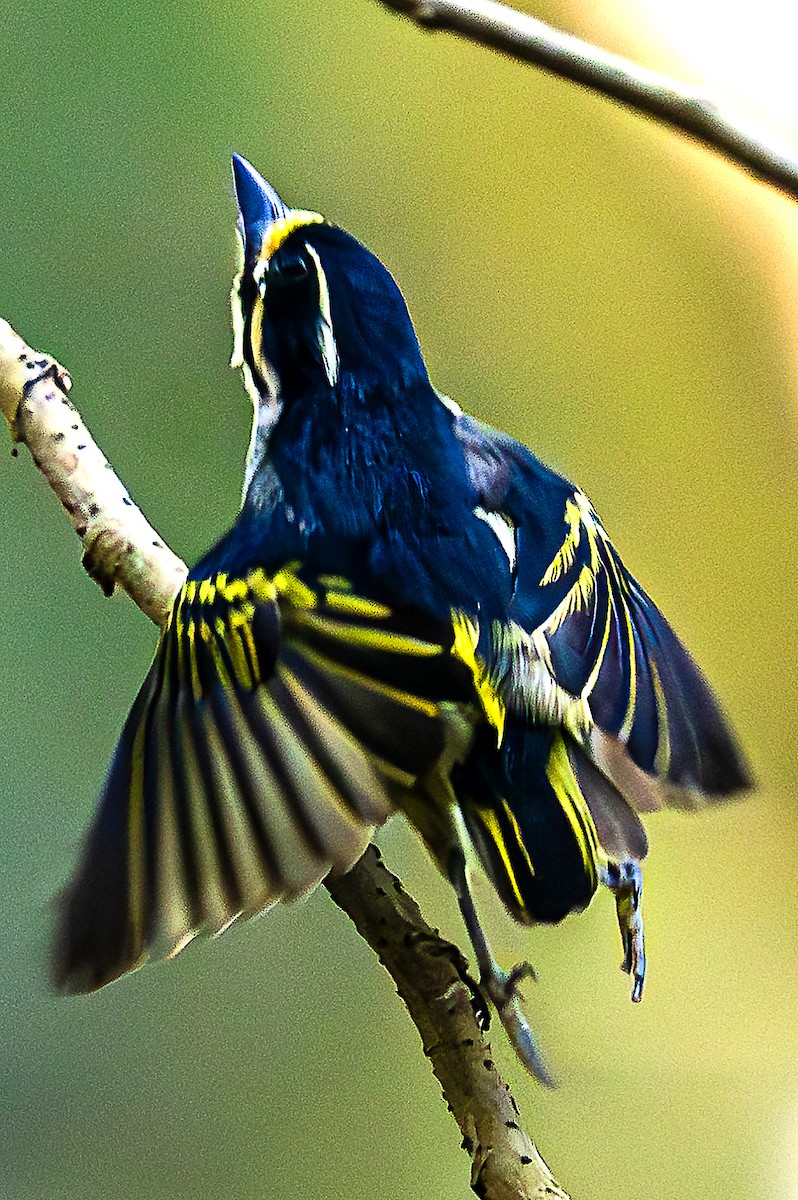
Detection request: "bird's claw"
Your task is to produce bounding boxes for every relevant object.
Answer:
[463,968,492,1029]
[601,859,646,1002]
[476,959,554,1087]
[482,959,536,1010]
[448,849,553,1083]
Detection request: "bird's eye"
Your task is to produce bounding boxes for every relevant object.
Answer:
[270,254,310,285]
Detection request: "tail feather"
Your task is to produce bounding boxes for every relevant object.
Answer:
[457,725,599,926]
[627,585,752,798]
[566,742,648,861]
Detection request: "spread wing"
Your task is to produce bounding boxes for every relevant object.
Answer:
[455,411,751,832]
[54,564,476,994]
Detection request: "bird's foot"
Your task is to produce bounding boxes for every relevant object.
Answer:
[448,847,554,1084]
[479,958,555,1088]
[600,859,646,1002]
[481,958,536,1009]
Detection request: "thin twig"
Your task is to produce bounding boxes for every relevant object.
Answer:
[377,0,798,203]
[0,317,569,1200]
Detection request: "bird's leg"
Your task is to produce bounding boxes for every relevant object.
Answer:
[447,849,554,1086]
[600,858,646,1002]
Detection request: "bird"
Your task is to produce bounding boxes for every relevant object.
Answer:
[53,154,751,1079]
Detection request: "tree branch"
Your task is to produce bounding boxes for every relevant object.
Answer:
[0,316,569,1200]
[377,0,798,204]
[327,848,568,1200]
[0,318,187,625]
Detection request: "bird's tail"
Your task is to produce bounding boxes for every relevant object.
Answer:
[455,723,605,925]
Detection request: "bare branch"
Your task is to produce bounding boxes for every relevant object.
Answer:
[377,0,798,204]
[1,316,569,1200]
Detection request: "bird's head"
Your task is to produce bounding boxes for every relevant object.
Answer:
[230,154,428,419]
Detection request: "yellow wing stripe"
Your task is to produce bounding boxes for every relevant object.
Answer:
[218,575,250,603]
[291,609,443,657]
[171,570,488,751]
[540,493,602,633]
[296,643,440,718]
[537,491,645,737]
[545,733,599,887]
[545,564,596,633]
[540,496,582,585]
[222,614,255,690]
[186,621,202,704]
[198,577,216,605]
[268,566,317,609]
[598,536,639,741]
[172,567,314,700]
[362,752,419,790]
[474,805,527,909]
[452,612,506,741]
[324,591,393,620]
[197,620,229,691]
[580,590,613,703]
[500,797,537,880]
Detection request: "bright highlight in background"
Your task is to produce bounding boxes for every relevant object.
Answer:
[631,0,798,138]
[592,0,798,427]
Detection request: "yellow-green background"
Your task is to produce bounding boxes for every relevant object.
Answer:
[2,2,797,1197]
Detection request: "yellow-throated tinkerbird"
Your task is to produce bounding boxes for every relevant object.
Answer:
[53,155,751,1081]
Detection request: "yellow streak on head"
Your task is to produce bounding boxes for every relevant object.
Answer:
[257,210,324,264]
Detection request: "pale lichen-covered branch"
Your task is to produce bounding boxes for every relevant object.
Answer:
[0,315,569,1200]
[0,318,187,626]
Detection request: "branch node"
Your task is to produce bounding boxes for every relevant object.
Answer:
[415,2,440,25]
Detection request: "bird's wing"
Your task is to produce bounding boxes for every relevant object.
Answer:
[454,411,751,829]
[54,563,476,994]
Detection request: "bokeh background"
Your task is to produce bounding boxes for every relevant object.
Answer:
[2,1,797,1197]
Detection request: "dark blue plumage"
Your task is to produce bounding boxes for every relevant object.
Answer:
[194,381,512,624]
[53,158,750,1080]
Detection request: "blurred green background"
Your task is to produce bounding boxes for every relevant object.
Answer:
[2,1,797,1197]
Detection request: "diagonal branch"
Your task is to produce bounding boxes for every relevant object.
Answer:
[0,316,569,1200]
[377,0,798,204]
[327,848,568,1200]
[0,318,187,624]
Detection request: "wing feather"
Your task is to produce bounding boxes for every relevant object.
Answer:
[537,506,750,806]
[566,742,648,861]
[54,565,473,993]
[183,695,244,924]
[455,414,751,814]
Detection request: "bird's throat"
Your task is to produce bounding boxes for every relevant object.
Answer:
[264,379,466,542]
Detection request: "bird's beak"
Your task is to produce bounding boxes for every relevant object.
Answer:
[232,153,289,266]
